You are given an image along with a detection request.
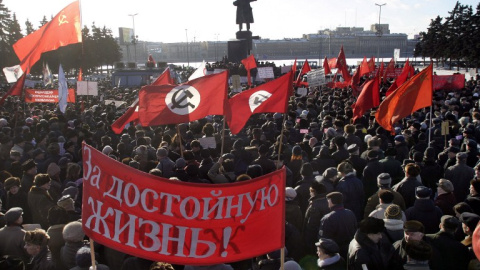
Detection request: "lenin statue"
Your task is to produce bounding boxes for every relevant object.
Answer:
[233,0,256,31]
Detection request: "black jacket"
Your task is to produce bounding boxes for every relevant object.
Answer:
[426,231,470,270]
[405,199,443,234]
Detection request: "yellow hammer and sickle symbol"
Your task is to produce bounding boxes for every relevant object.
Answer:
[58,14,68,26]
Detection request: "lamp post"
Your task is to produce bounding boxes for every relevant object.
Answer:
[185,29,189,67]
[215,33,219,62]
[128,13,138,64]
[375,3,386,65]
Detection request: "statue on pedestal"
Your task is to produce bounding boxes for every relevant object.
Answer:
[233,0,256,31]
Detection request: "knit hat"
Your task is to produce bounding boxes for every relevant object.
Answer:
[63,221,85,242]
[34,174,51,187]
[404,220,425,233]
[4,177,20,190]
[385,204,402,220]
[415,186,431,198]
[285,187,297,201]
[5,207,23,224]
[47,163,61,177]
[377,173,392,187]
[359,217,385,234]
[437,178,454,193]
[24,229,49,247]
[102,145,113,155]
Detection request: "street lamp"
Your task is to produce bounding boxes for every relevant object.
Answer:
[128,13,138,64]
[215,33,219,62]
[375,3,386,64]
[185,29,189,67]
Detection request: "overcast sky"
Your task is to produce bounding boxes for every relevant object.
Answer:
[4,0,479,43]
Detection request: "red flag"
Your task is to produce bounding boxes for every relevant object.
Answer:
[367,57,375,72]
[226,71,293,134]
[111,99,139,134]
[328,58,337,69]
[384,58,395,83]
[352,75,380,122]
[77,68,83,81]
[409,65,415,78]
[378,61,384,78]
[323,56,331,75]
[359,57,370,77]
[295,59,311,87]
[433,74,465,90]
[13,1,82,72]
[241,55,257,87]
[350,68,361,96]
[151,67,175,86]
[375,64,433,134]
[335,46,352,83]
[385,59,411,97]
[0,73,26,105]
[139,71,228,126]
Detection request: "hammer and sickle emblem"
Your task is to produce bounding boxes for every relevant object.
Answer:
[170,88,196,110]
[58,14,68,26]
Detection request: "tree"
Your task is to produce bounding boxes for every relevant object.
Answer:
[0,0,12,69]
[39,15,48,27]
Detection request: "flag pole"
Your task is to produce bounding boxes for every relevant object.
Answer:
[220,117,226,157]
[276,113,287,169]
[280,247,285,270]
[89,240,97,270]
[176,124,184,158]
[428,63,433,146]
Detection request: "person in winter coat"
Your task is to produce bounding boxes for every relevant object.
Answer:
[319,192,357,259]
[465,179,480,216]
[347,217,403,270]
[316,238,347,270]
[0,207,29,263]
[434,178,456,216]
[294,163,316,214]
[4,176,31,223]
[392,163,423,209]
[336,161,365,221]
[316,167,338,194]
[369,190,406,222]
[403,240,433,270]
[364,173,406,218]
[207,157,236,183]
[28,174,56,229]
[362,150,386,199]
[346,144,367,180]
[285,187,303,233]
[303,180,330,255]
[420,147,443,191]
[444,152,475,202]
[405,186,443,234]
[394,135,409,163]
[24,228,55,270]
[61,221,86,269]
[425,215,470,270]
[382,204,405,244]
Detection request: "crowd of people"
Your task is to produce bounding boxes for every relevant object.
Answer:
[0,63,479,270]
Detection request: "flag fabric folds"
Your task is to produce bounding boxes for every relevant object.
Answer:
[58,64,68,113]
[225,71,293,134]
[139,71,228,126]
[375,64,433,134]
[384,58,395,83]
[151,67,175,86]
[0,73,26,105]
[352,75,380,122]
[335,46,352,83]
[111,99,139,134]
[295,60,311,87]
[188,60,207,81]
[385,59,411,97]
[241,55,257,86]
[12,1,82,73]
[323,56,331,75]
[359,57,370,77]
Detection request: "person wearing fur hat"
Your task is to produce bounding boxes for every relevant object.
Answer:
[347,217,402,270]
[20,159,37,194]
[316,238,347,270]
[465,179,480,216]
[27,174,56,229]
[4,176,32,223]
[24,228,55,269]
[0,207,29,263]
[61,221,86,269]
[46,163,62,202]
[57,195,80,222]
[294,162,316,214]
[403,240,433,270]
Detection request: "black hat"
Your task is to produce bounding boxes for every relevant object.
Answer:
[415,186,431,198]
[447,146,460,154]
[4,177,20,190]
[405,240,432,261]
[32,148,45,158]
[322,167,338,179]
[460,212,480,231]
[21,159,36,171]
[367,150,379,159]
[5,207,23,224]
[359,217,385,234]
[404,220,425,233]
[315,238,339,254]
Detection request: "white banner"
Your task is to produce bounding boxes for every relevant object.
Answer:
[76,81,98,96]
[307,69,326,87]
[257,67,274,79]
[3,65,23,83]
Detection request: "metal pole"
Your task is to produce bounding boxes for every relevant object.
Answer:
[185,29,189,67]
[375,3,386,65]
[128,13,138,64]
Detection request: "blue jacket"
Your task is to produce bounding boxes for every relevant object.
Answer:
[336,172,365,221]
